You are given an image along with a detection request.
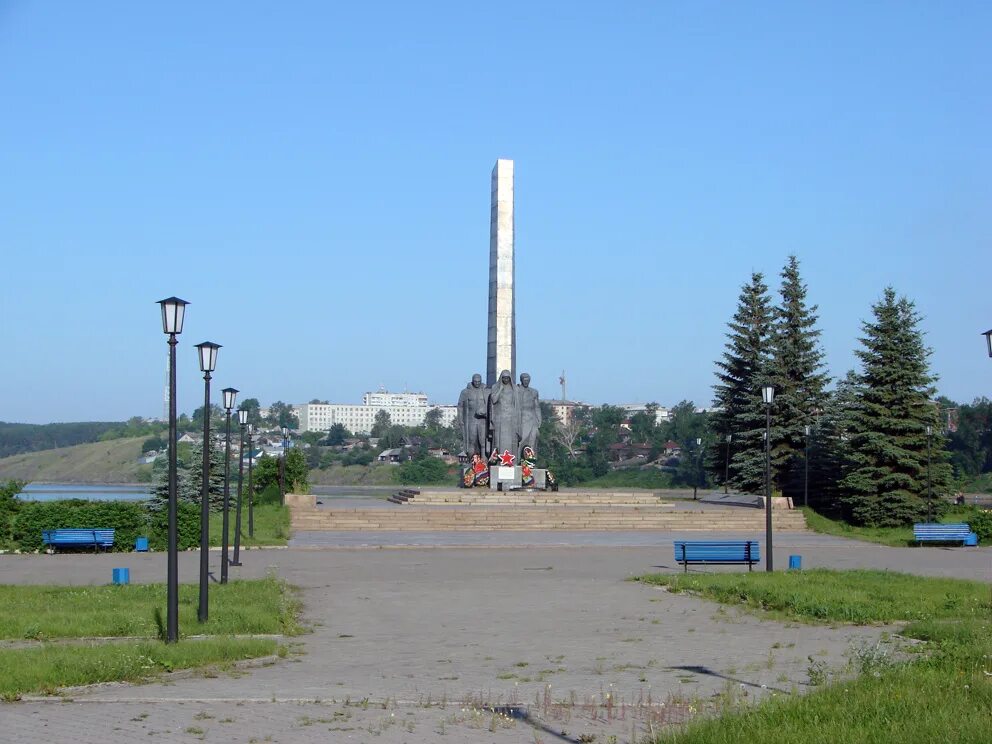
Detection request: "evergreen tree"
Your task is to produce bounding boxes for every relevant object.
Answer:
[147,443,226,513]
[806,371,859,517]
[710,273,775,493]
[769,256,830,498]
[840,288,952,526]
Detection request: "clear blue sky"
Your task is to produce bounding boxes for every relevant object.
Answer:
[2,1,989,424]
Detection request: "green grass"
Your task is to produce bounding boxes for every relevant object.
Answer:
[0,576,303,640]
[580,469,675,489]
[654,617,992,744]
[800,507,985,547]
[0,637,278,700]
[210,503,289,547]
[961,472,992,494]
[636,570,992,744]
[635,569,991,624]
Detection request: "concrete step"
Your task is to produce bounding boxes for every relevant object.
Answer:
[289,504,808,532]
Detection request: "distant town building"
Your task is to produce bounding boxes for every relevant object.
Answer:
[617,403,671,424]
[293,389,456,435]
[545,399,586,424]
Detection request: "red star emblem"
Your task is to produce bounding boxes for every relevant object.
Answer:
[499,450,516,466]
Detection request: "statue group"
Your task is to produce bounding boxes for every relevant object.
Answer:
[457,371,542,461]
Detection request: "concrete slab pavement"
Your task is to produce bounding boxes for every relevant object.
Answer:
[1,536,989,743]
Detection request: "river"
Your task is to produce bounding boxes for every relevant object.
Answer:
[16,483,151,502]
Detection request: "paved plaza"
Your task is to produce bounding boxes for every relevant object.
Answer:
[1,534,989,743]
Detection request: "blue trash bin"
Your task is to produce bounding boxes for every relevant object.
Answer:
[112,567,130,585]
[135,536,149,552]
[965,533,978,547]
[788,555,802,570]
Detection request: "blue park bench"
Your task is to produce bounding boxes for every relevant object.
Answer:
[912,523,978,546]
[42,529,116,552]
[674,540,760,572]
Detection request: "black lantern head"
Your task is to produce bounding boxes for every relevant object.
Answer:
[195,342,221,372]
[157,297,189,335]
[222,387,239,411]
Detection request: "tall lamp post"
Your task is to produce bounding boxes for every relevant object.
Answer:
[157,297,188,644]
[231,408,248,567]
[762,385,775,572]
[195,342,220,623]
[804,425,811,508]
[692,437,703,500]
[724,434,732,494]
[220,387,238,584]
[925,424,933,522]
[279,425,289,505]
[247,423,255,538]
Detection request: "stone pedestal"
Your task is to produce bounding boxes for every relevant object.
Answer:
[489,465,521,490]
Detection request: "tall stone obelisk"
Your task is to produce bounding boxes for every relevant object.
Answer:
[487,159,515,386]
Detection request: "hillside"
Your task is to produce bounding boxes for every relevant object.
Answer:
[0,437,148,484]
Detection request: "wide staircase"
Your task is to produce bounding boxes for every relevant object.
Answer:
[287,493,808,532]
[400,489,670,506]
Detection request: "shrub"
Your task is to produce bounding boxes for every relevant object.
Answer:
[146,501,200,551]
[13,500,148,552]
[396,457,450,485]
[254,484,282,506]
[954,506,992,542]
[0,480,25,548]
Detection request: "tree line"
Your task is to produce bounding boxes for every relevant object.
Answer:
[707,256,957,527]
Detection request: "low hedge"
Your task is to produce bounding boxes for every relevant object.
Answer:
[147,501,200,551]
[13,500,149,552]
[11,499,207,552]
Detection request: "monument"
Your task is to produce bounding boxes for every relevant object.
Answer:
[458,160,556,491]
[487,159,515,387]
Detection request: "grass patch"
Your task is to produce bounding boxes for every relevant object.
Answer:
[580,469,675,489]
[800,508,915,546]
[639,570,992,743]
[210,503,289,547]
[0,637,277,699]
[0,576,303,640]
[634,569,991,624]
[654,617,992,744]
[801,507,987,547]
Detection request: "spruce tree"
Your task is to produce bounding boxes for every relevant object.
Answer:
[148,443,226,513]
[710,273,774,493]
[806,371,859,517]
[769,256,830,498]
[840,288,952,526]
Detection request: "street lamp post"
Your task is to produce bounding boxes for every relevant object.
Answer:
[762,385,775,572]
[692,437,703,500]
[195,342,221,623]
[231,409,248,567]
[157,297,188,644]
[804,425,811,508]
[724,434,732,494]
[220,387,238,584]
[279,426,289,505]
[247,423,255,538]
[926,424,933,522]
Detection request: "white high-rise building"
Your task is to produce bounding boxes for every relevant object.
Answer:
[294,390,456,435]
